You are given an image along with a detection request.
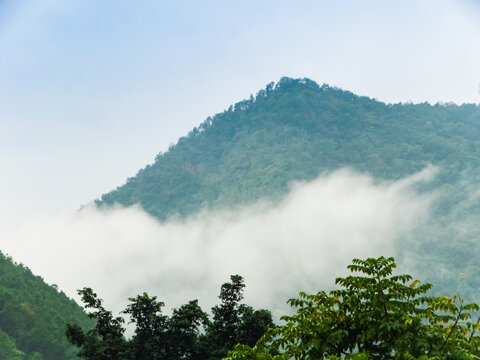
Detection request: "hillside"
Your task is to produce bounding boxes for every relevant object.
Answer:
[96,77,480,299]
[97,77,480,217]
[0,251,91,360]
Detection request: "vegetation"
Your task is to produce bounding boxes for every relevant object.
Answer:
[95,77,480,301]
[225,257,480,360]
[66,275,274,360]
[97,77,480,220]
[65,257,480,359]
[0,251,92,359]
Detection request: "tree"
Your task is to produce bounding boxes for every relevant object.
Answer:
[122,293,168,360]
[210,275,247,351]
[225,257,480,360]
[65,288,128,360]
[205,275,275,360]
[167,300,209,360]
[0,328,25,360]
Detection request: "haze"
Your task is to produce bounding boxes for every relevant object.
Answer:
[0,168,435,316]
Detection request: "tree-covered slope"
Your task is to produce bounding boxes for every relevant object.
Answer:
[96,77,480,300]
[96,77,480,219]
[0,251,92,360]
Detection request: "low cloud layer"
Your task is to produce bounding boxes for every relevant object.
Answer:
[0,168,436,317]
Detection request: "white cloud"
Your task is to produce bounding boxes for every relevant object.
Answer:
[0,167,435,317]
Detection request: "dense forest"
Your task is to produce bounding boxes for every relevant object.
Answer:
[0,251,92,359]
[97,77,480,219]
[96,77,480,301]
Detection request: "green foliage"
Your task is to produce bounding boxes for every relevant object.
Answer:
[66,275,274,360]
[225,257,480,360]
[203,275,276,359]
[123,293,167,360]
[0,328,25,360]
[167,299,210,360]
[210,275,248,352]
[0,251,92,360]
[66,288,127,360]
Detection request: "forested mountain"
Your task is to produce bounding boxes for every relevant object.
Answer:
[96,77,480,300]
[97,77,480,218]
[0,251,92,360]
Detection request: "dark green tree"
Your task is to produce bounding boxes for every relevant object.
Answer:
[65,288,128,360]
[122,293,168,360]
[210,275,247,350]
[167,300,209,359]
[205,275,275,359]
[236,307,274,347]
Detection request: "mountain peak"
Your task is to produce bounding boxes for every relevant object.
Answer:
[95,79,480,221]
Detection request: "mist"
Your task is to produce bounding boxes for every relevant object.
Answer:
[0,167,436,317]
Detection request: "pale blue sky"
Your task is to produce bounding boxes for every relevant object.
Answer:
[1,0,479,214]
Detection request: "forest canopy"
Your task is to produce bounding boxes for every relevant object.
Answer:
[96,77,480,222]
[66,257,480,360]
[0,251,92,360]
[66,275,274,360]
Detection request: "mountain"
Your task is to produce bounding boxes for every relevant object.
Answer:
[96,77,480,218]
[96,77,480,299]
[0,251,91,360]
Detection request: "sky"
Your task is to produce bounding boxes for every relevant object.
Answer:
[1,0,480,214]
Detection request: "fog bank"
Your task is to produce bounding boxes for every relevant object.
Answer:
[0,168,435,316]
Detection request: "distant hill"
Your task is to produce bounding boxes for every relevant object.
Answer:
[96,77,480,299]
[0,251,91,360]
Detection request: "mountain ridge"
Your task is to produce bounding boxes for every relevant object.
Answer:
[95,77,480,219]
